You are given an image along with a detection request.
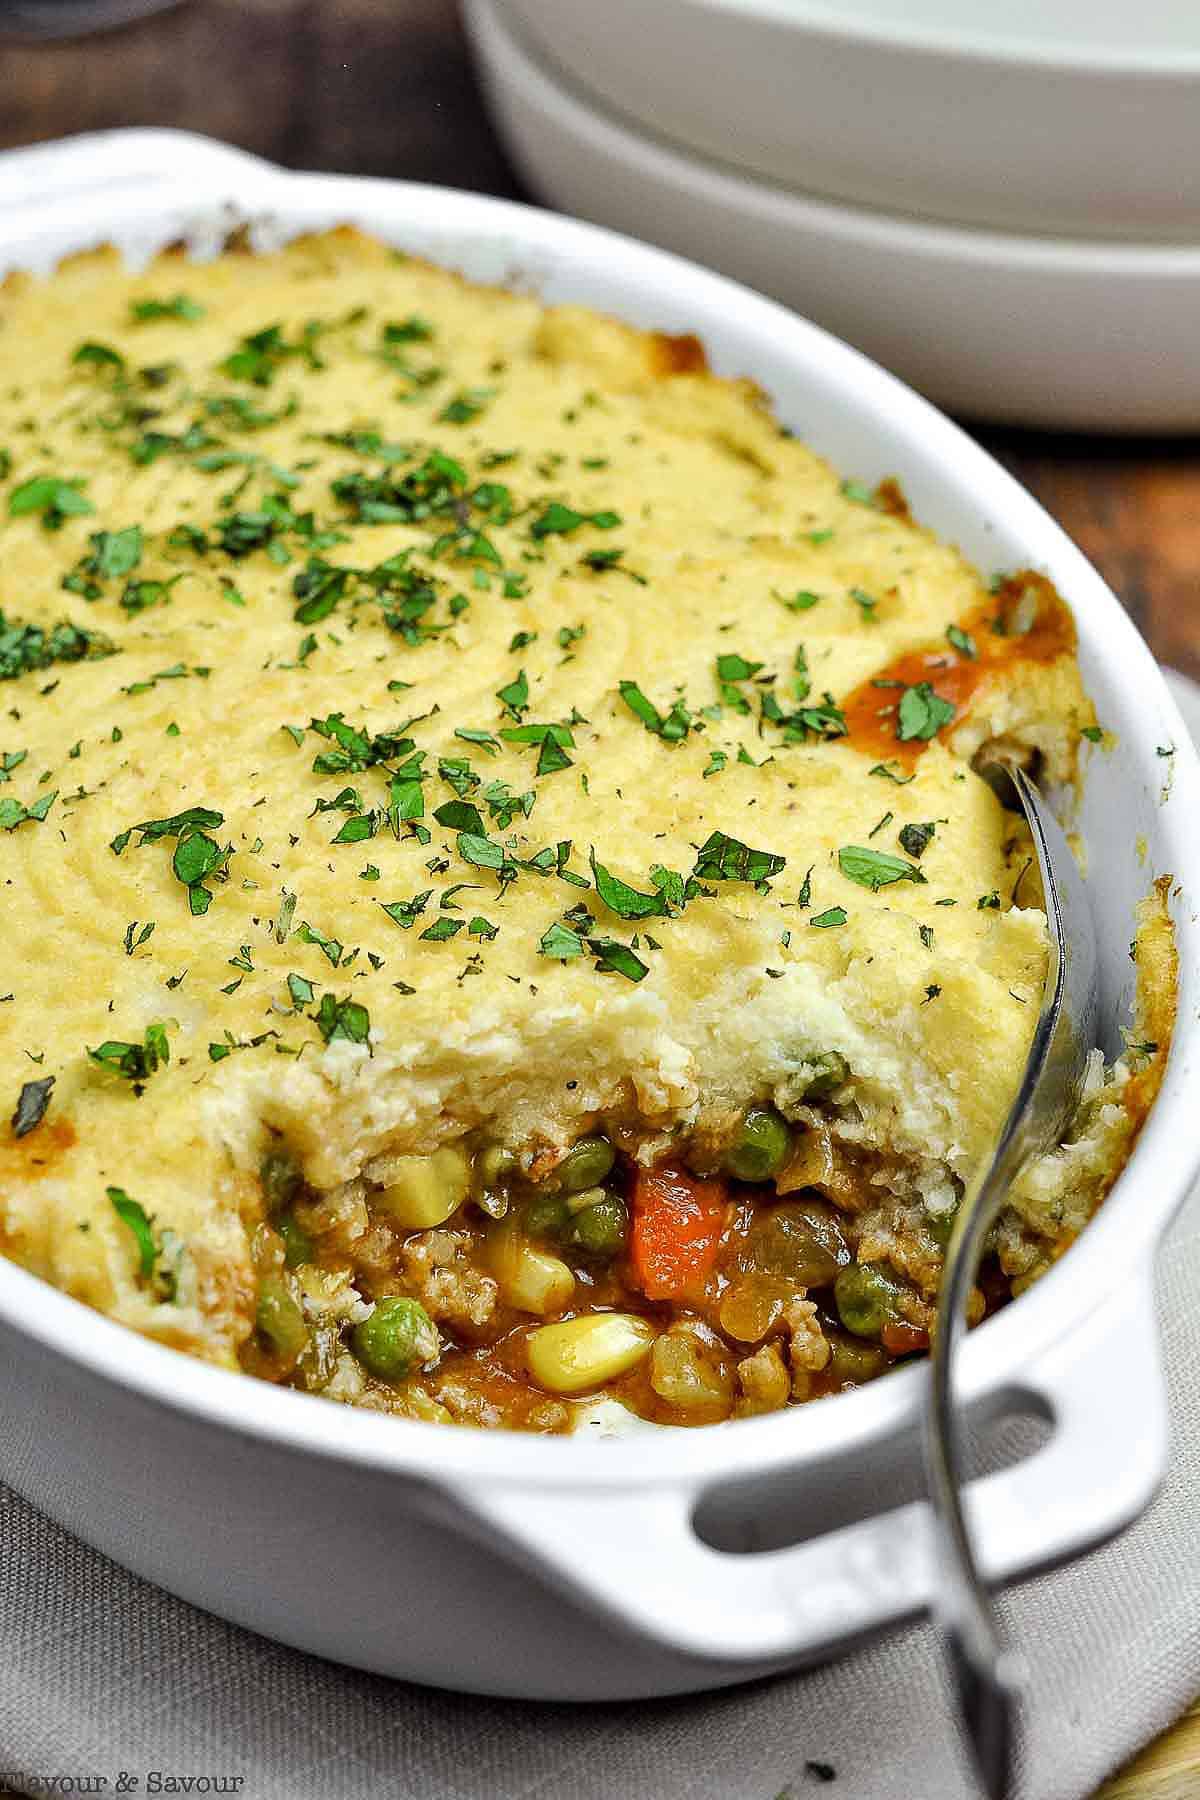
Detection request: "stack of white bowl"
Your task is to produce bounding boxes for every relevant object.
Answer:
[464,0,1200,430]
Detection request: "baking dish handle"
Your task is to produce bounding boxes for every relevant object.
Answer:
[0,128,274,208]
[461,1274,1166,1664]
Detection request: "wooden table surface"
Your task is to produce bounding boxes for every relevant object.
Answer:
[0,2,1197,1794]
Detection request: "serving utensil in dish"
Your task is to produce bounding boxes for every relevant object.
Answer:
[0,127,1197,1701]
[929,764,1100,1798]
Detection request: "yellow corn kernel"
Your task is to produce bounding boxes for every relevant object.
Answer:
[526,1313,657,1394]
[501,1244,576,1316]
[374,1146,470,1229]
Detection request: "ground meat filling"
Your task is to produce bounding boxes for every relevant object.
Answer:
[238,1099,1013,1432]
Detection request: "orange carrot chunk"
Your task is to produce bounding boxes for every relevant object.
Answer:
[880,1320,930,1355]
[630,1164,727,1300]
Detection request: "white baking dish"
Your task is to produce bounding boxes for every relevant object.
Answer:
[468,0,1200,433]
[1,127,1198,1702]
[494,0,1200,241]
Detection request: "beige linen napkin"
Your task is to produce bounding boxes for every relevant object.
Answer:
[2,676,1199,1800]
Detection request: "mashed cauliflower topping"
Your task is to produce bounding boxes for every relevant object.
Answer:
[0,231,1175,1430]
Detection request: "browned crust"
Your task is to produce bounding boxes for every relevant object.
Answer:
[873,476,912,522]
[650,330,708,375]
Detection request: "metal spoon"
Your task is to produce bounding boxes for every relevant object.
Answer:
[924,762,1100,1799]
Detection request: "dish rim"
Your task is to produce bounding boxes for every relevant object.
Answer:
[1,150,1198,1491]
[651,0,1200,75]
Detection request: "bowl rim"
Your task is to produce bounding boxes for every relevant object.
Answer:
[649,0,1200,76]
[482,0,1200,272]
[2,156,1199,1494]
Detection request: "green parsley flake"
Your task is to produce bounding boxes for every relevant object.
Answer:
[897,683,956,743]
[692,831,785,887]
[130,294,205,323]
[9,475,95,530]
[530,502,621,539]
[11,1075,54,1139]
[311,993,372,1048]
[838,845,927,892]
[88,1022,171,1085]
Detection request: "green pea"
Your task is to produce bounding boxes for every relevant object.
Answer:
[567,1194,629,1258]
[925,1205,958,1249]
[477,1144,517,1191]
[351,1296,438,1382]
[524,1191,570,1240]
[260,1148,301,1213]
[278,1213,314,1268]
[801,1051,849,1101]
[255,1274,307,1359]
[834,1263,905,1339]
[724,1107,792,1183]
[828,1333,890,1384]
[558,1135,616,1193]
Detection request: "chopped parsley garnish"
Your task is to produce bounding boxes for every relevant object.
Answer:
[108,1186,178,1298]
[537,910,649,982]
[63,524,143,598]
[9,475,95,531]
[496,668,530,720]
[88,1022,171,1085]
[869,761,915,785]
[11,1074,54,1139]
[420,916,464,942]
[311,993,371,1048]
[539,920,585,960]
[500,720,575,775]
[896,682,956,742]
[810,906,847,929]
[530,501,621,539]
[618,680,692,743]
[434,799,485,835]
[222,321,322,387]
[946,624,977,658]
[838,845,926,891]
[774,589,821,613]
[590,852,666,921]
[379,892,433,931]
[977,890,1001,910]
[850,587,879,622]
[287,972,316,1007]
[840,478,875,506]
[130,294,205,323]
[0,789,57,831]
[382,314,434,344]
[898,821,936,859]
[72,341,125,371]
[692,830,785,887]
[919,923,934,949]
[1081,725,1103,743]
[331,449,465,523]
[110,806,229,914]
[438,387,494,425]
[579,546,645,583]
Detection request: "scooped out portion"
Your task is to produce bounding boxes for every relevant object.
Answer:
[0,229,1176,1431]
